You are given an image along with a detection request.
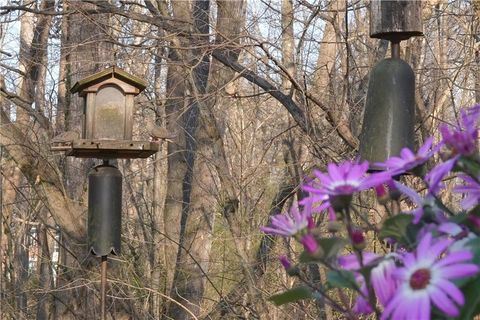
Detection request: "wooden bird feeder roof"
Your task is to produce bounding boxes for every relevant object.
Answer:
[70,66,147,95]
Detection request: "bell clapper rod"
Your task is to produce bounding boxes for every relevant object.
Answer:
[100,255,108,320]
[391,41,401,59]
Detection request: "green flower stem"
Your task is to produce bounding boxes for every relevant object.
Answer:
[351,206,377,232]
[344,206,380,318]
[296,272,350,317]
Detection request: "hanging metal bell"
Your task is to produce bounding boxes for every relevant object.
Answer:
[88,164,123,256]
[359,57,415,170]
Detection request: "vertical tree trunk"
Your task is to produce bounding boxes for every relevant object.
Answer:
[281,0,296,93]
[35,221,53,320]
[160,0,192,313]
[474,2,480,103]
[56,0,69,134]
[12,2,36,315]
[311,1,357,150]
[168,1,213,318]
[151,41,169,320]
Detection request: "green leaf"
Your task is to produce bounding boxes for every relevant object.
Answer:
[379,214,414,245]
[456,156,480,177]
[459,277,480,319]
[448,212,468,225]
[326,270,358,290]
[466,238,480,264]
[269,286,313,306]
[299,251,317,263]
[318,237,348,260]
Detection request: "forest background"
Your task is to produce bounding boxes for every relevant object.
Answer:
[0,0,479,319]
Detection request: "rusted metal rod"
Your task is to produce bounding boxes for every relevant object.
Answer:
[100,255,108,320]
[391,41,400,59]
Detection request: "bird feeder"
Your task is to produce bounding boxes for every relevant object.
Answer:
[359,0,423,170]
[51,66,160,319]
[67,66,158,158]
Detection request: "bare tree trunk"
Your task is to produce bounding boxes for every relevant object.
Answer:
[12,2,36,316]
[311,1,357,151]
[281,0,296,93]
[160,0,192,312]
[473,2,480,103]
[35,219,53,320]
[55,0,69,134]
[151,40,169,320]
[168,1,214,318]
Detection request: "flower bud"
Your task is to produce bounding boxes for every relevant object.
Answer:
[375,184,389,205]
[301,234,323,258]
[278,255,299,276]
[307,216,316,230]
[327,207,336,221]
[468,214,480,231]
[351,229,366,250]
[279,255,291,270]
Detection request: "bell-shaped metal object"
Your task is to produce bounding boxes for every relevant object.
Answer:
[88,164,122,256]
[359,57,415,170]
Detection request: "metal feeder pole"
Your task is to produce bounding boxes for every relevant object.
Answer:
[101,255,108,320]
[391,41,400,59]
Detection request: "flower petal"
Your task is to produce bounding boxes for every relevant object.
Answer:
[394,181,422,205]
[437,222,463,237]
[438,263,479,279]
[327,163,344,181]
[422,238,451,262]
[381,292,403,320]
[434,279,464,305]
[430,286,459,317]
[417,294,430,320]
[435,250,473,268]
[416,233,433,261]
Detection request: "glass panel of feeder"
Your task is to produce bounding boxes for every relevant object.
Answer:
[94,86,125,140]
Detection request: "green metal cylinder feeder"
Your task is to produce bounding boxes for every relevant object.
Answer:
[88,162,122,257]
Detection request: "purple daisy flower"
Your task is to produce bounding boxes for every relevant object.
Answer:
[440,108,479,157]
[374,137,439,176]
[260,202,313,237]
[338,252,378,315]
[424,156,458,193]
[454,175,480,210]
[381,233,479,320]
[303,161,390,210]
[393,181,443,224]
[339,253,399,314]
[371,256,399,308]
[353,279,374,314]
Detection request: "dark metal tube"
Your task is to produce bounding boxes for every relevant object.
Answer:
[88,164,122,256]
[359,57,415,169]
